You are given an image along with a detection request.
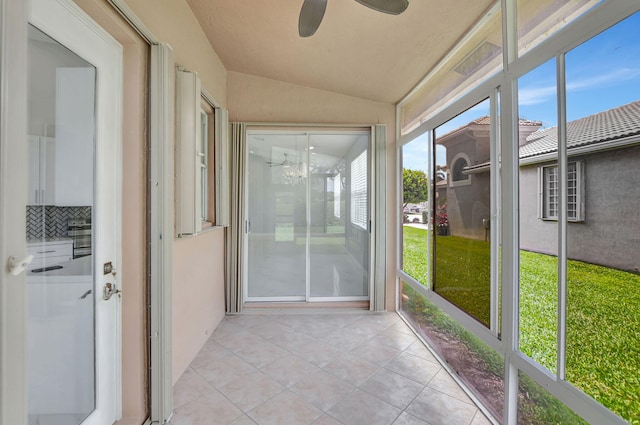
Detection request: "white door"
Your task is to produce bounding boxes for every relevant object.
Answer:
[25,0,123,424]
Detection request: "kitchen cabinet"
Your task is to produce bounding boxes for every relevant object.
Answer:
[27,239,73,270]
[28,135,56,205]
[54,67,95,206]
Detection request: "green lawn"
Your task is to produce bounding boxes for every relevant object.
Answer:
[402,225,640,424]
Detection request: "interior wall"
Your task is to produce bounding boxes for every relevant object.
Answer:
[71,1,149,423]
[107,0,229,385]
[228,72,398,311]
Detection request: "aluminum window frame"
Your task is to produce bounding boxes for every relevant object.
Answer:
[396,1,640,424]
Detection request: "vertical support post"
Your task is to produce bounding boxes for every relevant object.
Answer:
[149,43,174,424]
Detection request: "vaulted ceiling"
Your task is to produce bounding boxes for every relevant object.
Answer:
[185,0,496,104]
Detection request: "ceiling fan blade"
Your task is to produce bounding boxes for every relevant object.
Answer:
[299,0,327,37]
[354,0,409,15]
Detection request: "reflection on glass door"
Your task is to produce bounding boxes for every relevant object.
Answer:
[246,131,370,302]
[27,25,96,425]
[309,134,369,299]
[247,135,308,299]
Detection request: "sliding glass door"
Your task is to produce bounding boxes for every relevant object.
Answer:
[245,131,370,302]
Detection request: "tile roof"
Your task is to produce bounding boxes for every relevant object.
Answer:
[520,100,640,158]
[438,116,541,141]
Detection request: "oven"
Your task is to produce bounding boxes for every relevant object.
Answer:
[67,218,92,259]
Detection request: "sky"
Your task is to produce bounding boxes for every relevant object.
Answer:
[403,10,640,173]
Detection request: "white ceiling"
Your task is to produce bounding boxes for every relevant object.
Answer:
[185,0,496,104]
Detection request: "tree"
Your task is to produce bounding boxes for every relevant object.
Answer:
[403,168,429,207]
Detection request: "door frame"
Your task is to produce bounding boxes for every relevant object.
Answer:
[242,128,375,304]
[0,0,30,423]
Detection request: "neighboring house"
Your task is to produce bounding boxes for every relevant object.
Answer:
[436,116,541,240]
[440,101,640,272]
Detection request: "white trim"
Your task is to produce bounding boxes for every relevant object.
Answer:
[396,2,640,424]
[242,128,374,305]
[449,152,472,187]
[106,0,157,44]
[149,43,174,424]
[0,1,29,424]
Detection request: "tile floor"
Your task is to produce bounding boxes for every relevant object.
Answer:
[169,312,493,425]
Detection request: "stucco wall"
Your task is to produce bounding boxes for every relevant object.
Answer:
[172,229,226,381]
[123,0,229,384]
[72,1,150,422]
[227,71,398,310]
[520,145,640,272]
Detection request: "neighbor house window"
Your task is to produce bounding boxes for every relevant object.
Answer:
[350,150,367,230]
[452,157,469,182]
[541,161,583,221]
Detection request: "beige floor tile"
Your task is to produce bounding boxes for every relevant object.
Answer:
[405,388,477,425]
[289,339,343,368]
[319,327,373,352]
[259,353,321,387]
[349,340,402,367]
[174,313,488,425]
[247,390,323,425]
[343,319,390,338]
[470,411,493,425]
[228,415,257,425]
[225,314,276,329]
[269,329,316,352]
[234,340,289,369]
[190,340,234,370]
[195,355,257,388]
[247,320,293,340]
[312,414,344,425]
[291,370,355,411]
[385,352,442,385]
[211,320,246,342]
[427,369,472,403]
[328,389,401,425]
[369,329,419,351]
[216,330,268,356]
[171,391,243,425]
[361,312,403,329]
[173,367,218,409]
[360,369,424,410]
[218,370,286,412]
[403,341,438,364]
[392,412,431,425]
[323,353,379,386]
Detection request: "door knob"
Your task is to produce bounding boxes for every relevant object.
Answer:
[103,282,122,300]
[7,255,34,276]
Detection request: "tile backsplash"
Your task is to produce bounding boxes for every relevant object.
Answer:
[26,206,91,240]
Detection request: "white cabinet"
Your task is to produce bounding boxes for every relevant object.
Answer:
[27,239,73,270]
[28,136,56,205]
[54,67,95,206]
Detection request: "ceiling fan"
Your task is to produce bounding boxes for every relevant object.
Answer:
[299,0,409,37]
[267,153,294,167]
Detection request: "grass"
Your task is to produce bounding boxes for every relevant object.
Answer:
[402,225,640,424]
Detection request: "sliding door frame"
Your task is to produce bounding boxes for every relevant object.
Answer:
[242,127,375,305]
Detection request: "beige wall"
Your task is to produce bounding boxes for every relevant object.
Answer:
[73,1,149,423]
[123,0,229,385]
[228,72,398,311]
[124,0,227,106]
[172,229,226,381]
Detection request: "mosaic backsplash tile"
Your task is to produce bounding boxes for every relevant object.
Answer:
[26,205,91,240]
